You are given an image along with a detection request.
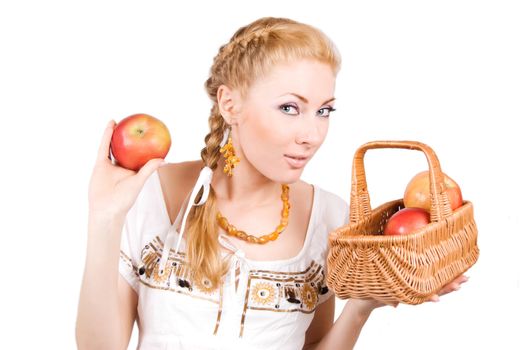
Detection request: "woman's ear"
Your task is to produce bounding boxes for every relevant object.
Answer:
[217,84,242,125]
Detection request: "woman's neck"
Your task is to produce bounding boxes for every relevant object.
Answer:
[211,158,282,208]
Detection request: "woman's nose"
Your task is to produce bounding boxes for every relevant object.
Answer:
[295,116,323,145]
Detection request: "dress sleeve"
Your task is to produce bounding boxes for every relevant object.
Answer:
[317,189,350,305]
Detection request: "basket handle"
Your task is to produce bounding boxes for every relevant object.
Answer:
[349,140,454,224]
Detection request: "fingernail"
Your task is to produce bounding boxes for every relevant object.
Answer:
[462,275,469,283]
[431,295,440,302]
[453,284,461,291]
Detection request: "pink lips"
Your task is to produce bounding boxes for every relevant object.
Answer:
[284,154,308,168]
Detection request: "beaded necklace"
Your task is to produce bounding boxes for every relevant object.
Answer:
[216,184,290,244]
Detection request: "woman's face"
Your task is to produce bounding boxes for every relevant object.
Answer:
[223,59,337,184]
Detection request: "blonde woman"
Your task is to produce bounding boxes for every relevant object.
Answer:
[76,17,467,350]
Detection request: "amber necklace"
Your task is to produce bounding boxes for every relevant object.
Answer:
[216,184,290,244]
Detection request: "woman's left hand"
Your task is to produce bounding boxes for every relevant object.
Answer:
[347,273,470,317]
[426,273,469,302]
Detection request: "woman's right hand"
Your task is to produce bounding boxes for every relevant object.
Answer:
[88,120,166,220]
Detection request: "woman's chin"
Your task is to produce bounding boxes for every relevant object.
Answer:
[276,170,304,184]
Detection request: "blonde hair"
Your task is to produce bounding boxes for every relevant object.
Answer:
[184,17,341,289]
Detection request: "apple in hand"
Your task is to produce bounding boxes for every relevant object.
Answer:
[110,113,171,171]
[384,207,431,236]
[403,171,463,212]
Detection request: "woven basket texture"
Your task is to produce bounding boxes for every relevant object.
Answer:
[326,141,479,305]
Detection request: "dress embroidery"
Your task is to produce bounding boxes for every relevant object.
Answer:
[251,282,277,305]
[119,235,331,338]
[237,260,330,337]
[243,261,328,313]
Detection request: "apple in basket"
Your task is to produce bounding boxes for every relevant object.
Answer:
[403,171,463,212]
[384,208,430,236]
[110,113,171,171]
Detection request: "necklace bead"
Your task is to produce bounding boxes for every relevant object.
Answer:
[216,184,290,244]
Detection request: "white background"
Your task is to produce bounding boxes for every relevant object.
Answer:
[1,0,524,349]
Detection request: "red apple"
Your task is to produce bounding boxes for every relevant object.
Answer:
[403,171,463,212]
[384,207,430,236]
[110,113,171,171]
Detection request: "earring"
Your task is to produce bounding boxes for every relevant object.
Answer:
[219,128,240,177]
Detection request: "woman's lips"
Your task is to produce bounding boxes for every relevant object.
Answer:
[284,155,308,168]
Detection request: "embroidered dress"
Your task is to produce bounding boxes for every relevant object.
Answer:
[119,170,349,350]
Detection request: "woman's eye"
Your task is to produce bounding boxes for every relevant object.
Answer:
[280,104,336,117]
[280,104,299,115]
[318,107,336,118]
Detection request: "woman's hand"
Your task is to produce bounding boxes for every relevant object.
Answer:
[88,120,166,219]
[426,273,469,302]
[345,273,470,317]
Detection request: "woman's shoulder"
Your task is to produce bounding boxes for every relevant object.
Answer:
[156,160,204,192]
[311,183,350,228]
[156,160,203,224]
[301,182,349,262]
[157,160,203,182]
[307,182,348,211]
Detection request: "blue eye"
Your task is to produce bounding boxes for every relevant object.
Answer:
[279,104,336,117]
[317,107,336,118]
[280,104,299,115]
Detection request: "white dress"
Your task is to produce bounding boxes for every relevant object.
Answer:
[119,170,349,350]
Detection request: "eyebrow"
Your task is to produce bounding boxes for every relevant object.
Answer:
[281,93,336,105]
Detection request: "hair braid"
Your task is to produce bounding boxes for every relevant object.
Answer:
[200,104,227,169]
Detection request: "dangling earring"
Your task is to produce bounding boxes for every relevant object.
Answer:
[219,127,240,177]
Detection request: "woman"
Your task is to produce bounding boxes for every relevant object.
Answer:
[76,17,467,350]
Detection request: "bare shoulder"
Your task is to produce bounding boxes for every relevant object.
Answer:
[288,179,315,224]
[290,179,315,201]
[157,160,203,225]
[158,160,203,183]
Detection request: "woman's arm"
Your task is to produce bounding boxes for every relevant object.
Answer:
[76,120,164,349]
[313,300,372,350]
[304,297,373,350]
[75,213,138,350]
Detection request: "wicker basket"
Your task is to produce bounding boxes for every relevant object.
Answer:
[326,141,479,305]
